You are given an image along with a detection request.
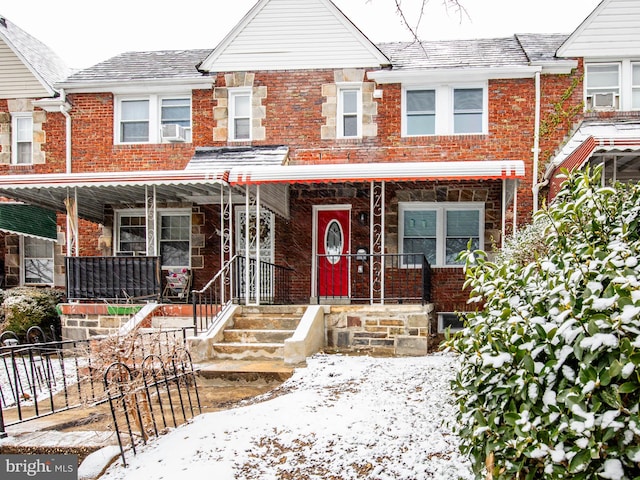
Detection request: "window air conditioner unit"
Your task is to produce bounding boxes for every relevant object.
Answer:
[161,124,187,142]
[590,92,617,110]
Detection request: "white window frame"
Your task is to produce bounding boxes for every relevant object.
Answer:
[21,236,54,286]
[438,312,465,333]
[585,62,621,110]
[402,88,436,137]
[115,94,192,144]
[633,62,640,110]
[337,83,362,139]
[11,113,33,165]
[114,208,191,269]
[398,202,484,268]
[228,88,252,141]
[402,84,487,137]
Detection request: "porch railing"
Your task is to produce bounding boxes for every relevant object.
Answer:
[192,255,294,335]
[66,256,161,302]
[316,253,432,304]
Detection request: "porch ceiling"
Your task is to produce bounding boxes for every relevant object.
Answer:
[0,170,228,223]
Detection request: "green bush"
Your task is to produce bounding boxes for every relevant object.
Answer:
[447,166,640,479]
[1,287,64,340]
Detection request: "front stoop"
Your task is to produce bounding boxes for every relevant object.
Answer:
[210,306,305,362]
[197,359,296,383]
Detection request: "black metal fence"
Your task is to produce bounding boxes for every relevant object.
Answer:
[0,327,194,438]
[192,255,294,334]
[104,348,201,466]
[66,256,161,302]
[316,253,432,304]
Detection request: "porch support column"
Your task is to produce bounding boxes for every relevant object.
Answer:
[145,186,157,256]
[64,188,79,257]
[255,184,261,306]
[220,183,233,303]
[244,185,258,306]
[501,180,506,249]
[370,181,385,304]
[513,180,518,238]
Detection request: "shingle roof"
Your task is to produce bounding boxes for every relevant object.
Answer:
[0,15,71,93]
[62,49,212,84]
[377,34,569,71]
[186,146,289,170]
[515,33,570,63]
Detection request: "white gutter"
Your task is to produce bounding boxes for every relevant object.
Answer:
[59,89,72,174]
[532,72,541,213]
[368,66,544,84]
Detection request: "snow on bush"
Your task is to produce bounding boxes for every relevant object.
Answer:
[1,287,63,339]
[447,166,640,479]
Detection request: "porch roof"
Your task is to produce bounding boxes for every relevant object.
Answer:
[0,170,229,223]
[0,203,57,241]
[228,159,525,185]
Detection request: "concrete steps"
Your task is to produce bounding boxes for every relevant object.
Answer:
[209,306,303,363]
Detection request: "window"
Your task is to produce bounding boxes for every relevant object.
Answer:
[229,89,251,141]
[633,63,640,110]
[405,90,435,136]
[12,114,33,164]
[399,202,484,267]
[116,95,191,144]
[403,85,486,136]
[22,237,54,285]
[585,63,620,110]
[453,88,483,134]
[338,86,362,138]
[159,213,191,268]
[115,209,191,268]
[117,212,147,255]
[438,312,465,333]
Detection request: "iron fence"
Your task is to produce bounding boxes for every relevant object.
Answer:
[103,348,201,467]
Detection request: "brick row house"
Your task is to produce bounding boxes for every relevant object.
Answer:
[0,0,638,356]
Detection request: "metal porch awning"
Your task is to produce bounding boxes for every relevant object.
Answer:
[0,203,57,240]
[0,170,229,223]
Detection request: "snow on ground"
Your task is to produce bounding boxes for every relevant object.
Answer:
[100,353,473,480]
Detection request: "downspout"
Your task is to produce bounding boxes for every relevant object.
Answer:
[59,88,72,174]
[532,71,541,213]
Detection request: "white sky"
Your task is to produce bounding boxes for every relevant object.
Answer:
[1,0,602,69]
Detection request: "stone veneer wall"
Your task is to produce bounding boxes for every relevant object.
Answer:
[324,304,434,355]
[0,99,46,165]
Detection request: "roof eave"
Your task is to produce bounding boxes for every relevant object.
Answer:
[57,76,214,94]
[367,65,544,84]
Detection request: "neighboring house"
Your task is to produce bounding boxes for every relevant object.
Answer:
[544,0,640,199]
[0,15,72,288]
[0,0,629,346]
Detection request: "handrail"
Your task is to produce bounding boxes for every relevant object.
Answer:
[193,254,240,296]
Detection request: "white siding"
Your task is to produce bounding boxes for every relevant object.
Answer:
[559,0,640,58]
[0,41,49,99]
[201,0,388,72]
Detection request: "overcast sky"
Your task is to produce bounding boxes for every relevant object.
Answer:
[1,0,602,69]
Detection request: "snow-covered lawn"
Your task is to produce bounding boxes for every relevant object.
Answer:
[101,352,473,480]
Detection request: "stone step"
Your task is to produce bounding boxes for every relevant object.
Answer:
[223,329,295,343]
[151,316,193,329]
[196,359,297,383]
[240,305,307,316]
[211,342,284,361]
[232,315,300,330]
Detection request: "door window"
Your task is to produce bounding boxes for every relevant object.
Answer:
[325,220,344,264]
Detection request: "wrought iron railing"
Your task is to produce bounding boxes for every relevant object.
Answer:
[316,253,432,304]
[0,328,193,438]
[66,256,161,302]
[192,255,294,334]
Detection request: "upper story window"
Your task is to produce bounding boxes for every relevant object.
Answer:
[402,85,486,136]
[585,63,620,110]
[116,95,191,144]
[229,89,251,141]
[12,113,33,164]
[399,202,483,267]
[337,85,362,138]
[632,63,640,110]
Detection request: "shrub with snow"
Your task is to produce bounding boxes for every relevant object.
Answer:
[447,166,640,479]
[1,287,64,340]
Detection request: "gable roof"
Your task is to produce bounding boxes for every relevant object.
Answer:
[198,0,390,72]
[557,0,640,58]
[0,15,71,98]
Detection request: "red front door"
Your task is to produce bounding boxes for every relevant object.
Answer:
[316,208,350,298]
